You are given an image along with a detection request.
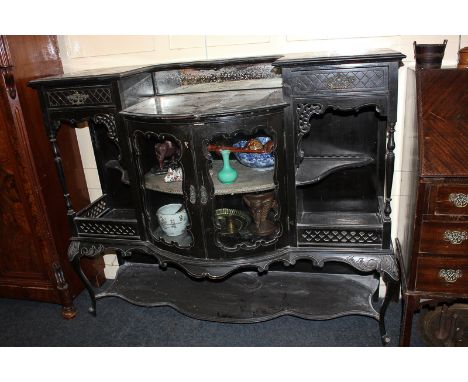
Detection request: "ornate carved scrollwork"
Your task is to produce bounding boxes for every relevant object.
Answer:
[443,230,467,245]
[296,103,325,162]
[92,113,118,144]
[438,269,463,283]
[449,193,468,208]
[67,241,105,261]
[345,255,399,280]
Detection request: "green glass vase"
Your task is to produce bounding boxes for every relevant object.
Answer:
[217,149,237,184]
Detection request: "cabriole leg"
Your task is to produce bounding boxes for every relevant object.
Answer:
[379,274,399,345]
[71,256,97,316]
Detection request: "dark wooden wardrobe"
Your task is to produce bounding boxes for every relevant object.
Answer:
[0,35,104,318]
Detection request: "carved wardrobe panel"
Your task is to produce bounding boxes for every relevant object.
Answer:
[0,35,104,318]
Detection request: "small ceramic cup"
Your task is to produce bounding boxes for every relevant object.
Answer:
[156,203,188,236]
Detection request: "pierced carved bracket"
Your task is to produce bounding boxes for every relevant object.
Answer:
[296,103,324,162]
[92,113,118,144]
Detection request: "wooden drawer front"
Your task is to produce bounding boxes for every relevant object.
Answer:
[290,67,388,94]
[432,184,468,216]
[420,221,468,255]
[46,86,113,108]
[416,256,468,294]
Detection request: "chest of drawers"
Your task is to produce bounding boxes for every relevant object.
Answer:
[397,68,468,346]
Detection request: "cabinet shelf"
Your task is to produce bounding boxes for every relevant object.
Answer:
[296,156,374,186]
[96,263,380,322]
[298,211,382,229]
[144,160,275,195]
[152,227,192,248]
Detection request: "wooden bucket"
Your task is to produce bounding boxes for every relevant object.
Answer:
[414,40,448,69]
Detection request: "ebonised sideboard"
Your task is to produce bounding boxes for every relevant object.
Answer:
[30,50,405,344]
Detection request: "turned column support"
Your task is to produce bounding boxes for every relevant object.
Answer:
[48,121,76,227]
[384,121,396,219]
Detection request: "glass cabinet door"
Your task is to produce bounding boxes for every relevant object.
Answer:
[127,120,205,258]
[194,112,289,259]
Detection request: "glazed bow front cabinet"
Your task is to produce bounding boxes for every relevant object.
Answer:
[30,50,405,344]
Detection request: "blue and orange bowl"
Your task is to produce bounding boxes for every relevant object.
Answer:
[233,136,275,171]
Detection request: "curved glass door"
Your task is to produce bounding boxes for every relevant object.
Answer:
[129,121,205,258]
[195,112,289,259]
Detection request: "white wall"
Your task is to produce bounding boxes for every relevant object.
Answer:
[58,35,465,278]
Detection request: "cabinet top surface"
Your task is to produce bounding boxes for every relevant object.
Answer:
[273,49,405,67]
[29,51,406,87]
[121,86,287,120]
[28,55,282,86]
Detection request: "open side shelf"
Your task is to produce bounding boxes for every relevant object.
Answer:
[74,195,140,239]
[298,211,382,229]
[144,160,275,195]
[297,211,383,246]
[96,263,380,322]
[296,156,374,186]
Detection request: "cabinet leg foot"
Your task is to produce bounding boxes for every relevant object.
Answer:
[61,304,77,319]
[399,294,419,346]
[71,256,97,317]
[52,262,77,320]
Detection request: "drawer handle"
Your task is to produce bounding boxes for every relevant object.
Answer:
[66,91,89,105]
[439,269,463,283]
[443,230,467,245]
[449,193,468,208]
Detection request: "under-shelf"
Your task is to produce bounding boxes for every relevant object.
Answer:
[296,156,374,186]
[144,160,275,195]
[96,263,380,322]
